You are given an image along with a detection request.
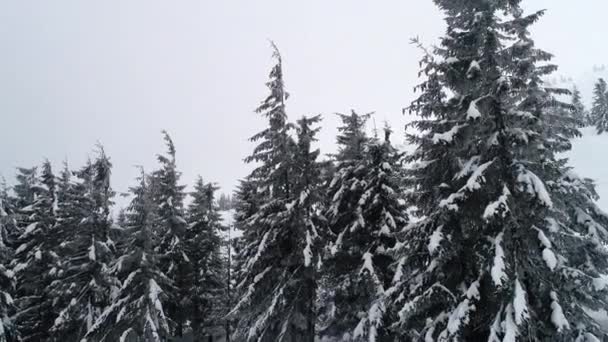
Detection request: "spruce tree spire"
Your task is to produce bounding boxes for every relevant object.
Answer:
[12,160,58,341]
[230,44,323,342]
[320,113,407,342]
[184,177,226,340]
[85,169,171,341]
[151,130,189,338]
[591,78,608,134]
[51,149,117,340]
[571,86,588,127]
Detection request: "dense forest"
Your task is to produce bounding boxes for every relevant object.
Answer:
[2,0,608,341]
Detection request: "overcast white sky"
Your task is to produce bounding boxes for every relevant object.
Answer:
[1,1,607,207]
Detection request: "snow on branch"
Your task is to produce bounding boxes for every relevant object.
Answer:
[483,186,511,220]
[432,124,466,144]
[516,166,553,208]
[229,266,272,317]
[440,159,495,210]
[491,233,507,287]
[549,291,570,332]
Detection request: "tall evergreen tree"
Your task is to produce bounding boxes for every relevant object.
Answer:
[591,78,608,134]
[184,177,226,340]
[0,180,17,342]
[320,119,407,341]
[229,44,321,342]
[151,131,189,338]
[51,149,117,340]
[85,170,171,342]
[229,176,261,306]
[389,1,608,341]
[12,161,59,341]
[0,179,17,249]
[13,168,37,210]
[291,114,324,341]
[571,86,588,127]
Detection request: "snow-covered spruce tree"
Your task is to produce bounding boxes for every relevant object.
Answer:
[51,150,117,340]
[185,177,226,340]
[12,161,59,341]
[84,169,171,342]
[389,1,608,341]
[229,175,260,313]
[0,178,17,249]
[0,263,16,342]
[318,110,370,340]
[319,120,407,342]
[0,181,18,342]
[229,44,320,342]
[150,131,189,338]
[290,114,325,340]
[591,78,608,134]
[571,86,588,127]
[13,167,37,210]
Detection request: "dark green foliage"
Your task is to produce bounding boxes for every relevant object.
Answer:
[185,177,226,340]
[151,131,189,337]
[50,149,117,341]
[12,161,59,342]
[320,118,407,341]
[388,1,608,341]
[84,170,171,342]
[0,181,18,342]
[230,45,323,342]
[571,86,588,127]
[591,78,608,134]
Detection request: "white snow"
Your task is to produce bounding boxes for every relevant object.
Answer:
[441,159,495,210]
[542,248,557,271]
[550,291,570,332]
[503,305,519,342]
[149,279,164,314]
[513,280,529,326]
[491,233,506,287]
[593,274,608,291]
[467,98,482,119]
[537,229,551,248]
[537,226,557,270]
[119,328,133,342]
[360,252,375,276]
[516,166,553,208]
[24,222,37,235]
[331,229,346,256]
[303,230,313,267]
[15,244,27,255]
[466,60,481,79]
[229,266,272,317]
[441,280,480,338]
[568,127,608,211]
[432,124,466,145]
[483,185,511,220]
[428,226,443,254]
[488,311,502,342]
[455,156,480,180]
[545,217,560,233]
[219,209,242,239]
[88,242,96,261]
[247,231,270,269]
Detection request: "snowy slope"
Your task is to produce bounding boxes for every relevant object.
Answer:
[219,209,242,240]
[567,127,608,211]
